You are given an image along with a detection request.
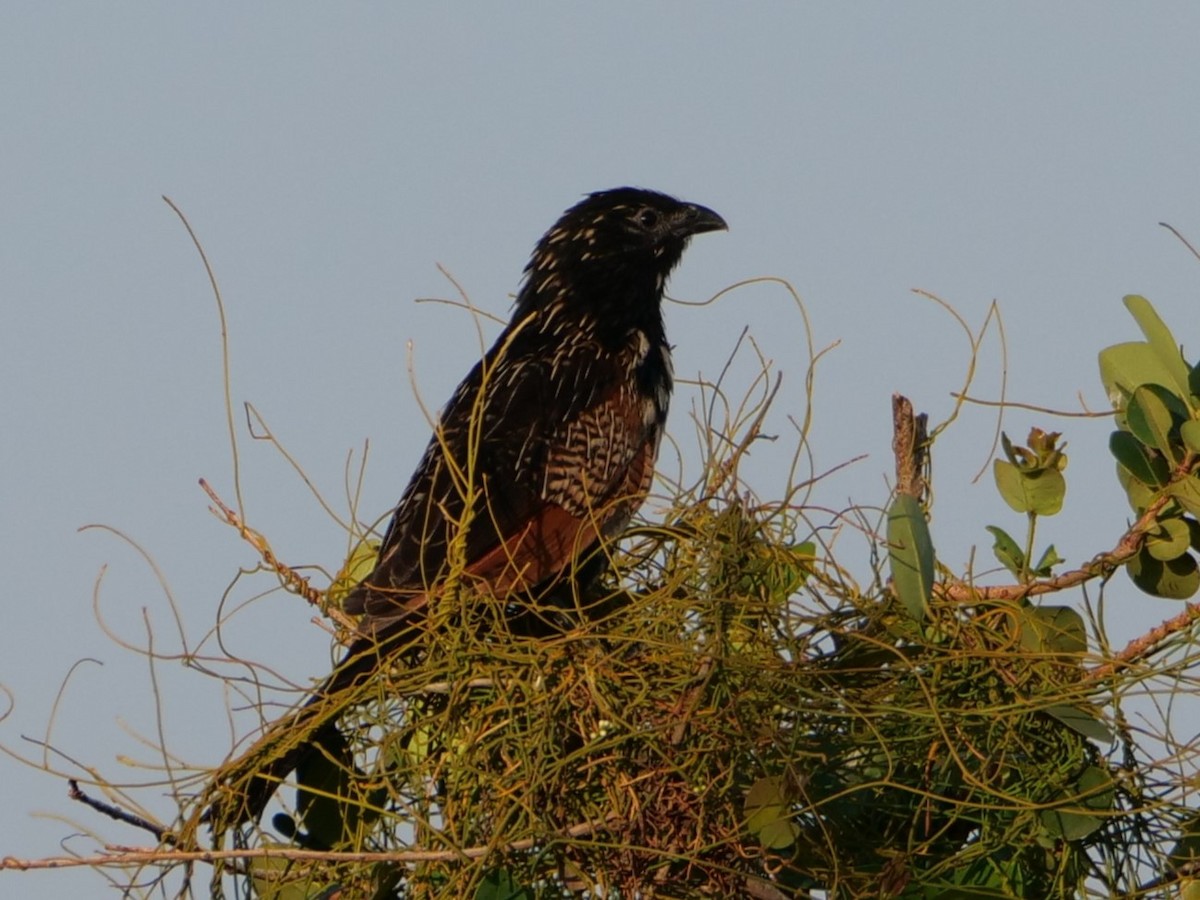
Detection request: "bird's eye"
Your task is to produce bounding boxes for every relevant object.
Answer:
[636,208,661,229]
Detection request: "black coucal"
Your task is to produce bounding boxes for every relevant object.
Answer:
[203,187,726,832]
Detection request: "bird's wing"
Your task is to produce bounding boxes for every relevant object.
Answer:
[343,320,654,629]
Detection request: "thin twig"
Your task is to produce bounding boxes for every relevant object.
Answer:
[1160,221,1200,263]
[162,197,246,524]
[67,780,167,842]
[952,393,1111,418]
[199,478,357,634]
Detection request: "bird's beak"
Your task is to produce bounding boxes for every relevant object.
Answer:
[676,202,728,237]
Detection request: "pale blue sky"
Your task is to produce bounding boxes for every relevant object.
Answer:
[4,5,1200,894]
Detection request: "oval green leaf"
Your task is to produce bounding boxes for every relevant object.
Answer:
[1099,341,1176,409]
[1124,294,1193,405]
[744,776,800,850]
[1038,765,1113,841]
[993,458,1066,516]
[1146,516,1192,561]
[887,494,934,622]
[250,843,330,899]
[1116,463,1156,513]
[1025,468,1067,516]
[1019,605,1086,655]
[475,869,535,900]
[1171,477,1200,517]
[1128,547,1200,599]
[994,459,1029,513]
[1044,704,1114,743]
[1127,383,1184,462]
[1167,814,1200,874]
[1110,430,1170,488]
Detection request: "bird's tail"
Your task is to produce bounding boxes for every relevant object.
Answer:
[189,630,407,842]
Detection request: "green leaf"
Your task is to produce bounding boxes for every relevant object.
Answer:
[1081,763,1117,807]
[993,459,1066,516]
[1146,516,1193,561]
[1044,704,1114,743]
[887,494,934,622]
[1170,477,1200,517]
[475,869,535,900]
[1019,606,1086,656]
[1039,807,1099,841]
[1128,547,1200,600]
[1190,360,1200,405]
[1099,341,1178,410]
[744,776,800,850]
[1116,462,1157,513]
[993,459,1028,514]
[1183,420,1200,455]
[1168,814,1200,873]
[1038,766,1114,841]
[762,541,817,601]
[250,843,330,899]
[919,854,1026,895]
[1032,544,1064,577]
[1110,430,1170,488]
[1126,383,1185,463]
[985,525,1024,578]
[1124,294,1193,405]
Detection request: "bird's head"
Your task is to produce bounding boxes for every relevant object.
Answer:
[518,188,727,321]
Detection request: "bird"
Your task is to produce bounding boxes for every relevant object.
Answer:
[201,187,727,834]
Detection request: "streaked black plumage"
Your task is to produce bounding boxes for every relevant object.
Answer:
[205,188,726,831]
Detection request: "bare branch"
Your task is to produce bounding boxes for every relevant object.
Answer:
[68,780,167,842]
[0,817,615,871]
[199,478,357,634]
